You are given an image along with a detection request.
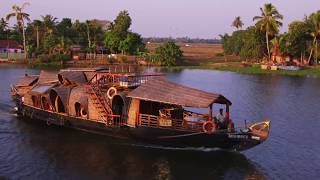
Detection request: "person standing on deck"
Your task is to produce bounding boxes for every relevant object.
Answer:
[216,108,226,129]
[216,109,225,122]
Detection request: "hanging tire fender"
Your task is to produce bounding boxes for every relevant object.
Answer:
[80,107,88,118]
[107,87,117,99]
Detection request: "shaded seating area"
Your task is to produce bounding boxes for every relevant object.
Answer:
[128,78,232,132]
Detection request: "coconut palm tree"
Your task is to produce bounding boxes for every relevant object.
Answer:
[6,2,30,59]
[85,20,92,50]
[0,18,9,38]
[0,18,9,32]
[307,12,320,64]
[32,20,42,49]
[41,15,57,35]
[253,3,283,60]
[0,18,10,52]
[232,16,244,30]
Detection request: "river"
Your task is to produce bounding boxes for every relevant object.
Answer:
[0,65,319,180]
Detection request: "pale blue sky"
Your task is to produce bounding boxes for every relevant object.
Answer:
[1,0,319,38]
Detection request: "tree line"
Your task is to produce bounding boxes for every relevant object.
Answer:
[222,3,320,65]
[143,37,221,44]
[0,3,146,61]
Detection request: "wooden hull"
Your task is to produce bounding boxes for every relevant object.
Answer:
[17,104,266,152]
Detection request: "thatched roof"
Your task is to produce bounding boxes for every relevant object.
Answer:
[49,86,72,110]
[58,71,87,84]
[84,72,96,82]
[16,75,38,87]
[128,79,231,108]
[30,84,56,94]
[68,86,88,116]
[38,71,58,84]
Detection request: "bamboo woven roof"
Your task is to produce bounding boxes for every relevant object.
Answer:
[50,86,72,111]
[58,71,87,84]
[30,84,56,94]
[128,78,231,108]
[16,75,38,87]
[38,70,59,84]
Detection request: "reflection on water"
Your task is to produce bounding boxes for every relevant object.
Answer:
[0,65,319,179]
[1,115,265,180]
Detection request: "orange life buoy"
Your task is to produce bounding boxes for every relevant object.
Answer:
[203,121,216,134]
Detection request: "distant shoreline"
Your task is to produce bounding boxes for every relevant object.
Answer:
[1,60,320,77]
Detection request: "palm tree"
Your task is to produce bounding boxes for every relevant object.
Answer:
[271,36,287,63]
[0,18,9,43]
[270,36,280,62]
[32,20,42,49]
[232,16,244,30]
[253,3,283,60]
[307,12,320,64]
[41,15,57,35]
[0,18,10,56]
[6,2,30,59]
[55,36,72,54]
[85,20,92,50]
[0,18,9,31]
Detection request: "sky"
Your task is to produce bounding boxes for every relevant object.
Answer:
[0,0,319,38]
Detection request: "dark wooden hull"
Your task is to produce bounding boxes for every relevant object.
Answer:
[17,103,264,151]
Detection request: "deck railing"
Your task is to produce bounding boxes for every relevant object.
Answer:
[138,113,204,132]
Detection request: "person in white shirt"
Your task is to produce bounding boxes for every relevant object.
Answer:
[216,109,225,122]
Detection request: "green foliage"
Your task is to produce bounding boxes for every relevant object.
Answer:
[37,53,70,63]
[104,10,145,55]
[42,34,57,54]
[119,32,145,55]
[221,27,265,61]
[120,56,128,63]
[113,10,131,38]
[105,31,121,53]
[106,57,115,64]
[253,3,283,59]
[232,16,244,30]
[154,41,183,66]
[215,52,224,57]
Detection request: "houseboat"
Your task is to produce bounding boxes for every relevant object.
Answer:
[11,67,270,151]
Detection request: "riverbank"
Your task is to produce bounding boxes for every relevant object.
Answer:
[2,60,320,77]
[170,62,320,77]
[2,41,320,77]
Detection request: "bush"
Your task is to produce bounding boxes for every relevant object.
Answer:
[37,54,50,63]
[107,57,115,64]
[215,52,224,57]
[221,26,265,61]
[36,54,71,63]
[120,56,128,63]
[154,41,183,66]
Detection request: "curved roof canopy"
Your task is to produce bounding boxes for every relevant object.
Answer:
[38,70,58,84]
[16,75,38,87]
[128,78,231,108]
[58,71,87,84]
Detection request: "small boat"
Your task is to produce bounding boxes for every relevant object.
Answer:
[11,67,270,151]
[278,65,302,71]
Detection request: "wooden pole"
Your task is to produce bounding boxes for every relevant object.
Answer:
[226,104,230,121]
[209,104,213,121]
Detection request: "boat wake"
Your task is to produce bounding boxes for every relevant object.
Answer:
[0,111,17,116]
[114,142,229,152]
